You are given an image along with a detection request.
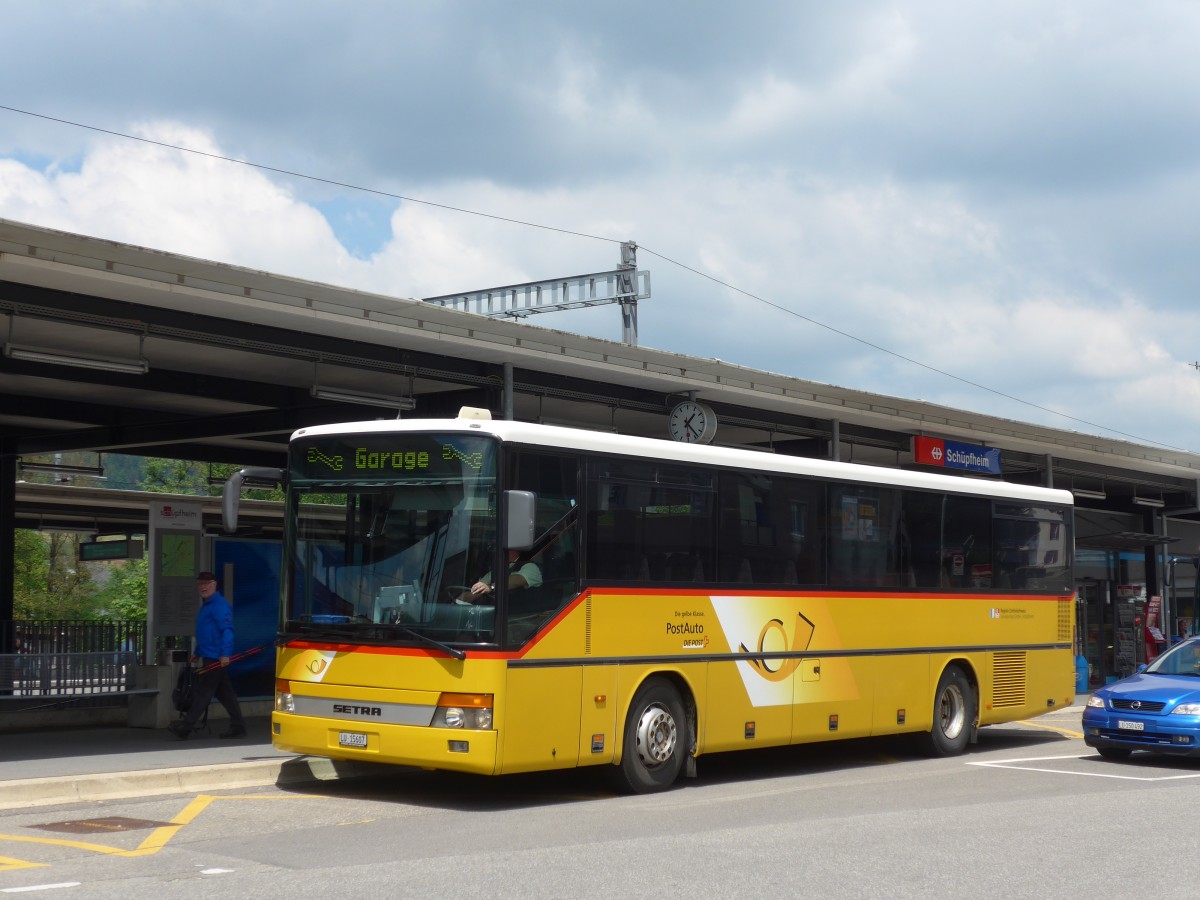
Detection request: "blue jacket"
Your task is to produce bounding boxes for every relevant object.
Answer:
[194,591,235,659]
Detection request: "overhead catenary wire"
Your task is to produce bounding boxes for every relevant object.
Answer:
[0,102,1191,455]
[636,245,1191,452]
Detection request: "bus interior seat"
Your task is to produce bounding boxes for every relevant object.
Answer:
[508,583,554,617]
[647,553,668,581]
[737,558,753,583]
[666,553,703,582]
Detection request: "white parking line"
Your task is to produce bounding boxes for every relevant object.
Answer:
[0,884,81,894]
[969,752,1200,781]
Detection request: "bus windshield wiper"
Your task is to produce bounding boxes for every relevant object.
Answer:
[289,623,364,641]
[288,620,465,658]
[384,623,466,660]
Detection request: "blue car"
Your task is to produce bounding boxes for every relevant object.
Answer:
[1083,637,1200,760]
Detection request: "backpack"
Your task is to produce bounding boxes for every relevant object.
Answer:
[172,665,197,713]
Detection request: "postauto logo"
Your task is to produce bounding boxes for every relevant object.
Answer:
[914,436,1001,475]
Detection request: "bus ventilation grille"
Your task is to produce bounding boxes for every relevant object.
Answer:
[1057,599,1072,642]
[992,651,1027,708]
[585,595,592,655]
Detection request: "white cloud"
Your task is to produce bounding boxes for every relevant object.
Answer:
[3,2,1200,452]
[8,124,1200,453]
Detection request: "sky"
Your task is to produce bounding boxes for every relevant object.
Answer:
[3,2,1200,453]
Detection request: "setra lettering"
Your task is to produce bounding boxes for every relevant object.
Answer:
[333,703,382,716]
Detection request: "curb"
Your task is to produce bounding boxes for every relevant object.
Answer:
[0,756,371,811]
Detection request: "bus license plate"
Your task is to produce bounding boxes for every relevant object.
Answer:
[1117,720,1144,731]
[339,731,368,748]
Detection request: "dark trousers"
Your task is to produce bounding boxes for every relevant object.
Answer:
[182,658,244,730]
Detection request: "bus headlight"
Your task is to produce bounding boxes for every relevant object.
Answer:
[275,679,295,713]
[432,692,494,730]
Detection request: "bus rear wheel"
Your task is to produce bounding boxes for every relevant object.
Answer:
[924,665,975,757]
[609,678,686,794]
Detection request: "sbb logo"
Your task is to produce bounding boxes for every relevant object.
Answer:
[930,447,943,462]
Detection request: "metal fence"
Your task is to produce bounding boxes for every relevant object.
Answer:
[1,620,147,698]
[0,651,139,697]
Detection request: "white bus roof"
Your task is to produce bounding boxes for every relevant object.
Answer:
[293,415,1074,506]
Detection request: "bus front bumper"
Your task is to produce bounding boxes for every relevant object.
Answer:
[272,711,499,775]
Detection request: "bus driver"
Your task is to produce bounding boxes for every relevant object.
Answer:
[459,550,542,604]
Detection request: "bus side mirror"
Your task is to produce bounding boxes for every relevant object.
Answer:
[505,490,536,550]
[221,467,284,533]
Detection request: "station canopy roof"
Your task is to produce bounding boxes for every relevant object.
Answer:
[3,217,1200,534]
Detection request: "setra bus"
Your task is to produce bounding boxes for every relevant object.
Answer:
[223,407,1076,793]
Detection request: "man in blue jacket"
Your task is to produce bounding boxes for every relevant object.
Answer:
[169,571,246,739]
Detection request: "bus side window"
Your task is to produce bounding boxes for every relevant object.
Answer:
[586,456,714,585]
[901,491,944,588]
[992,504,1070,591]
[828,485,902,588]
[943,496,991,589]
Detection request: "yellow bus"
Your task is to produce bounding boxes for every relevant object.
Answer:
[226,408,1076,793]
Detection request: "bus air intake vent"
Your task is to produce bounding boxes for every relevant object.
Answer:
[1057,599,1072,642]
[585,594,592,655]
[992,651,1027,708]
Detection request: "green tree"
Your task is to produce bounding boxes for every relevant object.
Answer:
[13,529,98,620]
[13,529,49,618]
[95,558,149,621]
[142,457,207,495]
[140,459,285,500]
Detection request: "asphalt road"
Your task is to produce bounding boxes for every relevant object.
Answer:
[2,706,1198,899]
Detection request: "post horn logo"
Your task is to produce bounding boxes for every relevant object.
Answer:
[738,612,816,682]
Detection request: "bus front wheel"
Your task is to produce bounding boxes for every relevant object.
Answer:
[610,678,686,794]
[924,665,975,757]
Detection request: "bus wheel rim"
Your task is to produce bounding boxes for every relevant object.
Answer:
[939,684,966,739]
[635,703,677,767]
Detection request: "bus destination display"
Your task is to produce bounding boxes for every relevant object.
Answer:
[293,436,491,481]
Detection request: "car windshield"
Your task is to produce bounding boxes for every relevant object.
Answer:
[283,433,501,646]
[1145,639,1200,677]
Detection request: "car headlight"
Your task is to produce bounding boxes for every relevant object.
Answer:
[1086,695,1106,709]
[1171,703,1200,716]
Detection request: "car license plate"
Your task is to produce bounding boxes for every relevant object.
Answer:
[338,731,368,748]
[1117,720,1145,731]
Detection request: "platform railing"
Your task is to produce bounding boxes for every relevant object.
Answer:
[0,651,140,697]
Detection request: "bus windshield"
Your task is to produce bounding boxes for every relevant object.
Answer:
[284,433,501,645]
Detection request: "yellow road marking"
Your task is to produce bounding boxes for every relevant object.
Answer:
[1019,720,1084,740]
[0,855,48,872]
[0,792,314,861]
[124,794,214,857]
[0,834,131,856]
